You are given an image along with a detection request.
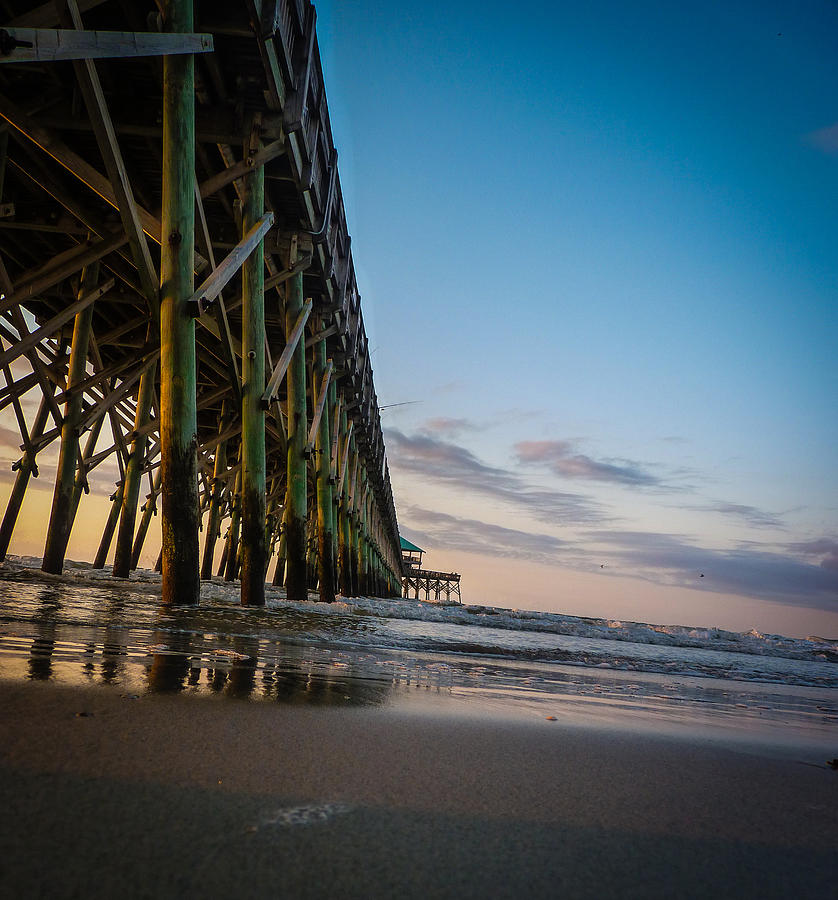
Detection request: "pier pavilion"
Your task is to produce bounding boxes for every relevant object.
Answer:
[0,0,403,604]
[400,537,462,604]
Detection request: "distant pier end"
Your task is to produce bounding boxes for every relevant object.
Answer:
[400,537,461,604]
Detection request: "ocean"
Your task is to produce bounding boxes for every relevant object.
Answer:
[1,556,835,753]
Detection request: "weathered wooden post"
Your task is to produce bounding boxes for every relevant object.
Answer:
[130,469,162,569]
[159,0,199,605]
[201,406,229,579]
[240,139,266,606]
[112,354,156,577]
[0,391,55,561]
[224,469,242,582]
[43,264,99,573]
[284,251,308,602]
[93,485,124,569]
[337,409,352,596]
[347,444,360,596]
[314,339,335,602]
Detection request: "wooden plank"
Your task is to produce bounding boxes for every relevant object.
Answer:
[329,392,342,481]
[338,419,353,494]
[193,178,241,404]
[198,140,285,199]
[263,252,311,290]
[187,211,274,315]
[0,28,213,63]
[262,298,312,404]
[64,0,160,314]
[305,358,332,454]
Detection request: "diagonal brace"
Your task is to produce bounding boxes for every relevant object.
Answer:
[187,211,274,316]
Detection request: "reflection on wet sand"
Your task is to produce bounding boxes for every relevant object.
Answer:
[9,579,441,709]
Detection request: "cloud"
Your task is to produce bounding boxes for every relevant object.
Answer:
[420,417,480,437]
[805,122,838,155]
[401,505,570,566]
[787,539,838,572]
[586,530,838,612]
[515,439,662,487]
[385,428,604,525]
[682,501,784,529]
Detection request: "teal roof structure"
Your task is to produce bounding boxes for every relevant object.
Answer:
[399,536,424,554]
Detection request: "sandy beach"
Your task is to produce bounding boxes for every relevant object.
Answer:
[0,679,835,899]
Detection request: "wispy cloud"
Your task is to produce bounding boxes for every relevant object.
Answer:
[385,428,604,524]
[515,439,663,487]
[401,505,570,566]
[587,530,838,611]
[682,501,785,530]
[805,122,838,155]
[787,539,838,572]
[420,417,480,437]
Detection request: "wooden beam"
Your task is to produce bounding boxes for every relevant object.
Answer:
[0,93,206,270]
[262,298,312,404]
[64,0,160,314]
[198,139,285,199]
[193,178,241,405]
[0,277,114,369]
[2,231,126,315]
[263,253,311,291]
[305,359,332,455]
[0,28,213,63]
[187,211,274,316]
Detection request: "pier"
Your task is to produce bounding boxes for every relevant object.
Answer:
[0,0,403,603]
[400,537,461,604]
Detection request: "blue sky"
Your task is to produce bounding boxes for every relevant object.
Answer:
[314,0,838,635]
[1,1,835,637]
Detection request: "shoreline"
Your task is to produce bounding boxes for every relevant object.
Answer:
[1,679,836,898]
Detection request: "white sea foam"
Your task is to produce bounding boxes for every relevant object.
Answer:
[2,555,835,664]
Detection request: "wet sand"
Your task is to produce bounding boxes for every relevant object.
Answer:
[0,680,836,899]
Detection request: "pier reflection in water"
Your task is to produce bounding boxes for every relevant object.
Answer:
[8,585,419,706]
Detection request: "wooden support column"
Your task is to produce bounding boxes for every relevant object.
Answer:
[224,469,242,582]
[200,404,229,579]
[69,407,105,523]
[131,469,162,569]
[314,339,335,602]
[159,0,199,605]
[284,264,308,601]
[272,505,287,586]
[240,140,266,606]
[337,407,352,596]
[0,392,53,560]
[42,262,98,574]
[328,378,339,588]
[113,353,156,577]
[347,444,360,596]
[358,473,369,597]
[93,484,123,569]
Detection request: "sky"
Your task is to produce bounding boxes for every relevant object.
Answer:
[312,0,838,637]
[2,0,837,638]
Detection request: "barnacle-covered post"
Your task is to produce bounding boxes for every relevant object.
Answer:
[159,0,199,605]
[240,137,267,606]
[284,246,309,602]
[314,337,335,602]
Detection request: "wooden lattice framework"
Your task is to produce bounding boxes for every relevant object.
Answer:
[0,0,404,603]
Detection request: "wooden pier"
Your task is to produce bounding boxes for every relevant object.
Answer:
[400,537,461,604]
[0,0,403,602]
